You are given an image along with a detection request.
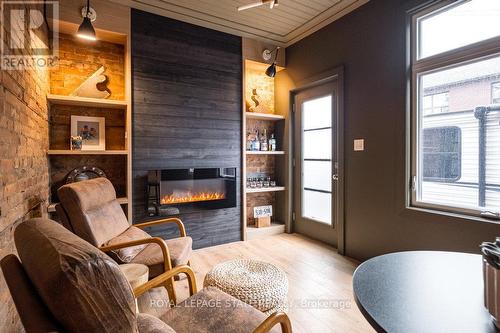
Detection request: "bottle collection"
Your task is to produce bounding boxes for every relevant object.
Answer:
[246,128,277,151]
[247,176,277,189]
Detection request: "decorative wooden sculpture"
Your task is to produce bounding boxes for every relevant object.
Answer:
[71,66,111,99]
[248,88,269,113]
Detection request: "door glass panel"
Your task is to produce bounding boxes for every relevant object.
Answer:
[303,96,332,130]
[301,95,333,225]
[303,129,332,160]
[303,190,331,224]
[303,161,331,192]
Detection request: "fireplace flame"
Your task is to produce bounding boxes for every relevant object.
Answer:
[161,192,226,205]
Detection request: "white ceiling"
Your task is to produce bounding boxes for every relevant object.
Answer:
[114,0,369,46]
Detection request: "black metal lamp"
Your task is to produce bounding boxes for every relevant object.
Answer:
[77,0,96,41]
[265,47,280,77]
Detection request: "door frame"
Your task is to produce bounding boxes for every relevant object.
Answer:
[290,66,345,254]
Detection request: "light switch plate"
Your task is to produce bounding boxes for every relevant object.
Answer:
[354,139,364,151]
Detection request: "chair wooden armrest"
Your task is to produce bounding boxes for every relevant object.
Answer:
[133,264,197,298]
[134,218,187,237]
[99,237,172,273]
[253,312,292,333]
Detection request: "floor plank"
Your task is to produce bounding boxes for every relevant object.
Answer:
[164,233,374,333]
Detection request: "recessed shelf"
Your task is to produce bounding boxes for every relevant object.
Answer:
[47,94,128,109]
[48,197,128,213]
[245,151,285,155]
[246,223,285,240]
[245,112,285,120]
[47,150,128,155]
[246,186,285,193]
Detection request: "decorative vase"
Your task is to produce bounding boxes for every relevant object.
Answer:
[71,136,83,150]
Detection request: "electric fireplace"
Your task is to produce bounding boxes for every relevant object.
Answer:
[147,168,237,216]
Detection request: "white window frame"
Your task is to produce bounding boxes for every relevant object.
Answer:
[408,0,500,218]
[492,82,500,104]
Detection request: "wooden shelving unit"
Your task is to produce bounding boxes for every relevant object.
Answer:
[47,94,128,109]
[246,186,285,193]
[245,150,285,155]
[245,112,285,121]
[46,22,132,221]
[47,150,128,155]
[246,223,286,240]
[242,52,290,241]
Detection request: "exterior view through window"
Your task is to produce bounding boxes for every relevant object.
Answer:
[301,95,332,224]
[411,0,500,218]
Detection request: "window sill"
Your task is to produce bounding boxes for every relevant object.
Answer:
[405,205,500,226]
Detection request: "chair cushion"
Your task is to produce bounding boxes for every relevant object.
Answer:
[104,226,152,263]
[132,237,193,278]
[58,178,130,247]
[160,287,279,333]
[137,313,176,333]
[14,218,138,333]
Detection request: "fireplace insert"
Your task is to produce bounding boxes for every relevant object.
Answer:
[147,168,237,216]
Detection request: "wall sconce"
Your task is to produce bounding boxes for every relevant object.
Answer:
[262,47,280,78]
[77,0,97,41]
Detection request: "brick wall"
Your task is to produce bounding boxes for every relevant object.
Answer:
[51,33,125,100]
[0,3,50,332]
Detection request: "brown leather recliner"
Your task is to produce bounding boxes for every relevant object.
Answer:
[0,218,292,333]
[56,177,192,304]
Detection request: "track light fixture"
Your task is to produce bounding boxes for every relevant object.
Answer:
[77,0,96,41]
[264,47,280,78]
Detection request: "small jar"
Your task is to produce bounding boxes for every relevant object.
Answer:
[270,180,277,187]
[256,177,263,188]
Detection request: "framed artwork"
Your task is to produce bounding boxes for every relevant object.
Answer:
[70,115,106,151]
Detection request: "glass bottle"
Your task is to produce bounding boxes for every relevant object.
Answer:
[260,129,268,151]
[269,133,276,151]
[253,129,260,151]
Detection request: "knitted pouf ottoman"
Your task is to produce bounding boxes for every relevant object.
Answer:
[204,259,288,315]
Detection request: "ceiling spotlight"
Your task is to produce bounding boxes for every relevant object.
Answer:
[265,47,280,78]
[77,0,96,41]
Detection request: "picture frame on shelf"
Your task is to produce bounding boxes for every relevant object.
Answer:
[70,115,106,151]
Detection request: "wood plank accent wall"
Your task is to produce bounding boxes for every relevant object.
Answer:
[131,9,242,249]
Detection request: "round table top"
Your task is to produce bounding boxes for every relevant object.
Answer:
[353,251,497,333]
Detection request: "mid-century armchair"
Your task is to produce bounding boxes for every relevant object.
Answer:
[1,218,292,333]
[55,177,192,304]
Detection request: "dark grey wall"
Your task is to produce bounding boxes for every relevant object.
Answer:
[285,0,500,260]
[131,9,242,249]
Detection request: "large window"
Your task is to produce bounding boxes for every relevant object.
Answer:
[410,0,500,218]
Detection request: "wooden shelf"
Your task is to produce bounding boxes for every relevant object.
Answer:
[47,94,128,109]
[246,186,285,193]
[48,150,128,155]
[48,197,128,213]
[246,223,285,240]
[245,151,285,155]
[245,112,285,120]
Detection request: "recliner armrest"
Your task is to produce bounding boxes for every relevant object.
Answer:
[133,264,197,298]
[253,312,292,333]
[100,237,172,273]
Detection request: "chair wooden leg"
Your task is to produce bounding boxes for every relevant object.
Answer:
[164,277,177,306]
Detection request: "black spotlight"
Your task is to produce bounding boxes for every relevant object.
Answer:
[265,47,280,77]
[77,0,96,41]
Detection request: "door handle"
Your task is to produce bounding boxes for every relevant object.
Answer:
[332,174,339,181]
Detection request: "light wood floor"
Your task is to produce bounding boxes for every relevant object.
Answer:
[173,233,374,333]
